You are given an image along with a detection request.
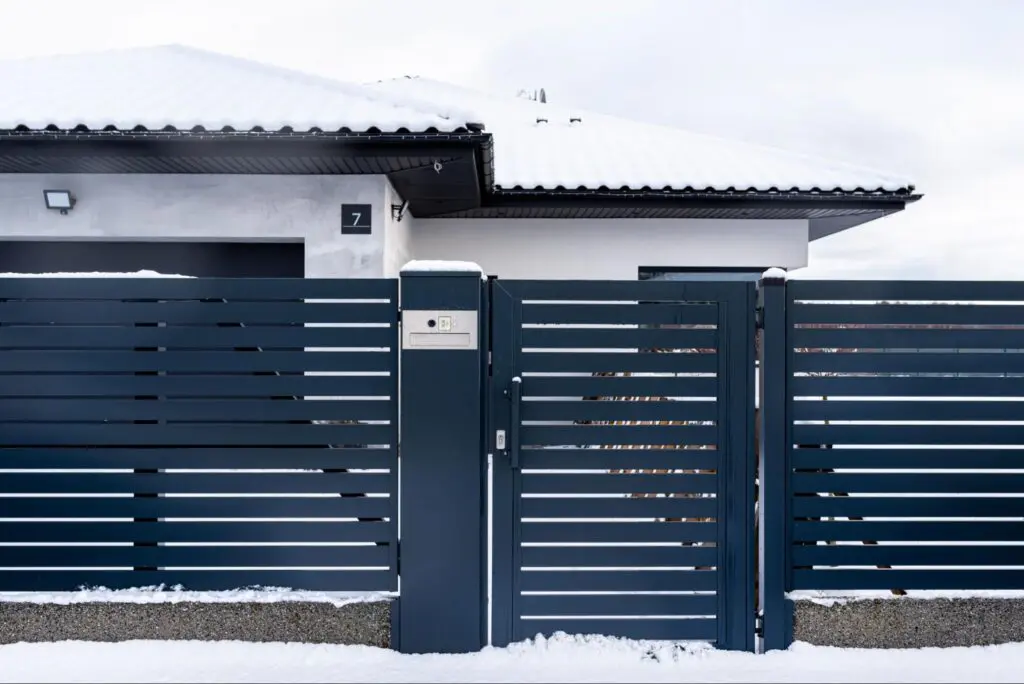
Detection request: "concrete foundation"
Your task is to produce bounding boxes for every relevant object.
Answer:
[0,600,392,647]
[793,598,1024,649]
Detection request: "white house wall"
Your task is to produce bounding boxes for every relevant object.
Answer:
[405,218,809,279]
[0,174,388,278]
[382,178,413,278]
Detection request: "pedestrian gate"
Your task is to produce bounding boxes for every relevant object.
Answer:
[489,279,757,651]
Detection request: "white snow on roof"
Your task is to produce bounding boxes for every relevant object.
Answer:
[0,45,477,133]
[367,76,914,194]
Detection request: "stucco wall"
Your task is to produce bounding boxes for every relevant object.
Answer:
[0,174,388,278]
[0,173,812,280]
[405,217,809,279]
[382,178,412,278]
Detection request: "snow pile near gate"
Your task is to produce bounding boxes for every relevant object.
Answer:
[2,635,1024,683]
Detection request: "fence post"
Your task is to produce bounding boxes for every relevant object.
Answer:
[758,269,793,651]
[397,264,487,654]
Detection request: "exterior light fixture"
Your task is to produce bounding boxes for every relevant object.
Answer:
[43,189,75,215]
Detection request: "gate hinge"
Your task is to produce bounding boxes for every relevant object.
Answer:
[754,612,764,637]
[396,309,402,323]
[754,306,764,330]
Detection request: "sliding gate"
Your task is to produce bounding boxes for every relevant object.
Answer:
[489,279,757,651]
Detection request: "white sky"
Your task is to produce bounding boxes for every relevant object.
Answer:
[0,0,1020,279]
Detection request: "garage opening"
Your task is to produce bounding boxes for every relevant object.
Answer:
[0,241,304,278]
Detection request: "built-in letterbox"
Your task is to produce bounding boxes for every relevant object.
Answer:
[400,310,478,350]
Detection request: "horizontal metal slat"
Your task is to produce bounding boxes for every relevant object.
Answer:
[515,617,717,642]
[0,447,394,470]
[522,352,717,374]
[793,521,1024,542]
[792,568,1024,591]
[791,401,1024,423]
[521,521,717,544]
[0,277,397,302]
[789,448,1024,470]
[0,496,392,519]
[521,545,717,568]
[791,472,1024,494]
[0,424,394,447]
[522,303,718,326]
[521,399,717,424]
[792,352,1024,374]
[0,351,395,374]
[521,425,717,447]
[0,325,395,350]
[790,327,1024,350]
[0,471,392,494]
[521,473,717,495]
[503,279,735,303]
[0,544,391,568]
[0,569,395,592]
[519,569,717,592]
[521,497,716,519]
[792,496,1024,518]
[792,424,1024,446]
[787,280,1024,303]
[0,521,393,544]
[518,448,718,471]
[790,302,1024,326]
[519,593,717,617]
[522,327,717,350]
[0,399,395,424]
[791,375,1024,398]
[524,376,717,398]
[792,544,1024,566]
[0,301,396,325]
[0,374,393,398]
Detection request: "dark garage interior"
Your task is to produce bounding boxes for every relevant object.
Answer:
[0,241,304,278]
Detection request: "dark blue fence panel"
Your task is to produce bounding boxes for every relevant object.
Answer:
[0,277,399,592]
[491,279,756,651]
[784,280,1024,596]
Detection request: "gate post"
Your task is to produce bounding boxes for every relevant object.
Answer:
[397,263,487,654]
[758,269,793,651]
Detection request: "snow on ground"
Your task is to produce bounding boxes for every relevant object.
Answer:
[1,636,1023,683]
[789,589,1024,605]
[0,586,391,606]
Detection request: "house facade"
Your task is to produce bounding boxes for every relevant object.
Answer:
[0,45,920,279]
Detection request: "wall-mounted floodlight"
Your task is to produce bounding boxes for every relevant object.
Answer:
[43,189,75,215]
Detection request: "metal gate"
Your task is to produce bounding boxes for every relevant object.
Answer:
[489,279,756,651]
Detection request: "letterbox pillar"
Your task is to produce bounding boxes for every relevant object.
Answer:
[396,262,487,654]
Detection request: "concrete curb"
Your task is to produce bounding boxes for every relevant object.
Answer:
[793,598,1024,649]
[0,600,392,647]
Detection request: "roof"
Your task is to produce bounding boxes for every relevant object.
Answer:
[366,76,915,196]
[0,45,919,229]
[0,45,481,135]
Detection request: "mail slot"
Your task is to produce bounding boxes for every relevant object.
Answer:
[401,310,479,350]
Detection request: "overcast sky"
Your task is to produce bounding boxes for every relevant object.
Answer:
[0,0,1020,279]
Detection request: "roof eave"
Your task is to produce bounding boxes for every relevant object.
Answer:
[424,189,920,229]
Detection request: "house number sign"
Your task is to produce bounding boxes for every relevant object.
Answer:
[341,204,372,234]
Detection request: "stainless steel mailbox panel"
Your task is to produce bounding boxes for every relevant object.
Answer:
[401,310,479,350]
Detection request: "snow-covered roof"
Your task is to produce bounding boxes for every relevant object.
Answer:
[0,45,914,196]
[366,76,914,195]
[0,45,479,134]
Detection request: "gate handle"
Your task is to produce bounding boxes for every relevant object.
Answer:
[509,376,522,469]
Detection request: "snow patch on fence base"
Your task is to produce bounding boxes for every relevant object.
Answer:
[0,586,393,606]
[789,589,1024,606]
